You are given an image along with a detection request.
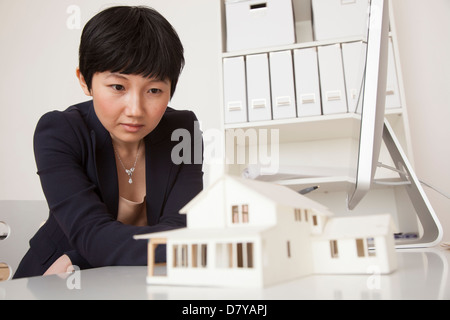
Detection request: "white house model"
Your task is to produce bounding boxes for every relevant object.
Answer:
[135,175,398,288]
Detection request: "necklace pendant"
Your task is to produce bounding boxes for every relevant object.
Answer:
[113,140,141,186]
[127,170,134,184]
[126,168,134,184]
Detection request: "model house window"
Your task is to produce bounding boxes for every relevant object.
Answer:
[201,244,208,266]
[356,239,365,257]
[181,244,188,267]
[237,243,244,267]
[355,238,376,258]
[174,243,207,268]
[216,243,233,268]
[287,241,291,258]
[237,242,254,268]
[330,240,339,258]
[192,244,198,267]
[232,205,239,223]
[172,244,189,268]
[216,242,253,269]
[191,243,208,268]
[173,245,178,267]
[246,243,254,268]
[294,209,302,221]
[312,215,318,226]
[367,238,376,257]
[231,204,249,224]
[304,209,309,222]
[242,205,249,223]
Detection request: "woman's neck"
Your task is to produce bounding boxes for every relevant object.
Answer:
[111,137,143,157]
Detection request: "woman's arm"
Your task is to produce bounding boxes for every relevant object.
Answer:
[43,254,72,276]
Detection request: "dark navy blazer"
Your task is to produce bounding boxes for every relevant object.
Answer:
[14,100,203,278]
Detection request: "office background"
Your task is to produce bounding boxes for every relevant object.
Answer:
[0,0,448,242]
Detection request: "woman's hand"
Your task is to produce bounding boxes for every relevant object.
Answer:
[44,254,73,276]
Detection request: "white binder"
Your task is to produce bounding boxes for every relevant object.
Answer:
[385,37,402,109]
[269,51,296,120]
[223,56,248,124]
[317,44,348,115]
[246,54,272,122]
[294,47,322,117]
[342,41,367,113]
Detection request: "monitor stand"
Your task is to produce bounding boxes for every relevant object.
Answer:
[383,120,443,248]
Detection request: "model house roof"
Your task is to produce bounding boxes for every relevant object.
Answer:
[316,213,398,240]
[179,175,334,216]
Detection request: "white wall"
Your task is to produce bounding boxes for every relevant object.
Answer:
[391,0,450,242]
[0,0,222,200]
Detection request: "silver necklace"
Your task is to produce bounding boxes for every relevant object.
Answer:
[113,140,142,184]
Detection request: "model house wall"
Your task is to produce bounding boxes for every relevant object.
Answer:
[163,230,264,287]
[312,214,398,274]
[260,208,314,286]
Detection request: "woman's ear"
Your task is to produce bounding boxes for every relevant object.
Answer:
[76,68,92,96]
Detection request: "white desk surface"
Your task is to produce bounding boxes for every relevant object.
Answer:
[1,247,449,300]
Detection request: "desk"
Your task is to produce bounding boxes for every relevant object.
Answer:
[1,247,449,300]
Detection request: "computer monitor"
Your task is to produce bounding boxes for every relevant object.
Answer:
[347,0,390,210]
[347,0,443,247]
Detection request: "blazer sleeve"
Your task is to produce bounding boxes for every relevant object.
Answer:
[34,110,203,268]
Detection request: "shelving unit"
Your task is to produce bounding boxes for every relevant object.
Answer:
[217,0,420,237]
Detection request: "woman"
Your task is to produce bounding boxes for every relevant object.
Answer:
[14,6,203,278]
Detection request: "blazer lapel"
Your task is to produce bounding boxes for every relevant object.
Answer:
[145,114,174,226]
[86,103,119,219]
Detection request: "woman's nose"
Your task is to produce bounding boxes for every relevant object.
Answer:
[124,93,144,117]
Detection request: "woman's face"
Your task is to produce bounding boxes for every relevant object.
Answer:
[77,69,171,146]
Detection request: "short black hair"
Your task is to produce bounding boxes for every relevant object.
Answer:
[79,6,184,98]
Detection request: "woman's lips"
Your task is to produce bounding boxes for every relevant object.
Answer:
[121,123,144,133]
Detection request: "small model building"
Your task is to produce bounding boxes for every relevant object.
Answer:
[135,175,398,287]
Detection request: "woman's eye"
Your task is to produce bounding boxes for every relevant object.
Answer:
[149,88,162,94]
[111,84,125,91]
